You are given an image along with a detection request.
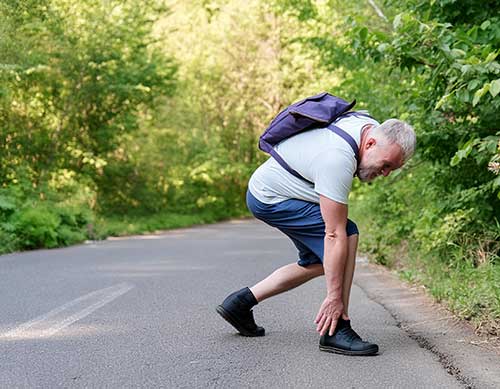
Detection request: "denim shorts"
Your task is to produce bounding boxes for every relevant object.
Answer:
[246,189,359,267]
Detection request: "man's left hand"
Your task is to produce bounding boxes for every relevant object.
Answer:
[315,295,344,336]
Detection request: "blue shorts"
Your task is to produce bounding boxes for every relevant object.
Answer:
[246,189,359,267]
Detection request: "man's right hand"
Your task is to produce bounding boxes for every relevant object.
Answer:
[314,295,344,336]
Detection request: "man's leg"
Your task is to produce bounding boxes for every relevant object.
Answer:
[342,233,358,317]
[250,234,359,312]
[216,261,324,337]
[319,233,378,356]
[250,263,324,302]
[217,234,360,337]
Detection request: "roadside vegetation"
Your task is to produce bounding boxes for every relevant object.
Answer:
[1,0,498,333]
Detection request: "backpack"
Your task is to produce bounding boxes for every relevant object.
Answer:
[259,92,372,184]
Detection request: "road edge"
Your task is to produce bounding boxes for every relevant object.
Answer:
[354,261,500,389]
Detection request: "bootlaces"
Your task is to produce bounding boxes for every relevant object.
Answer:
[338,326,362,343]
[238,309,257,327]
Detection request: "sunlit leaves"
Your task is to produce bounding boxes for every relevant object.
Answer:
[489,78,500,97]
[0,0,178,249]
[450,138,480,166]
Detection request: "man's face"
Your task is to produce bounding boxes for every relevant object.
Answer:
[358,139,404,182]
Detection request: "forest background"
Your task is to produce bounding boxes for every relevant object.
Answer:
[1,0,499,334]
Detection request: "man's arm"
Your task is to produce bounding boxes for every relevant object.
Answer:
[314,194,348,336]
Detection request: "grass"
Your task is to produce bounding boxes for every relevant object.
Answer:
[399,249,500,336]
[351,217,500,336]
[0,205,252,255]
[92,208,252,240]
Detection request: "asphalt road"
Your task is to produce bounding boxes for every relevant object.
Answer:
[0,219,469,388]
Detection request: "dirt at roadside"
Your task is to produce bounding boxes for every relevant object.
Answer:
[355,260,500,389]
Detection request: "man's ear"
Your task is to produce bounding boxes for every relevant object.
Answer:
[366,137,377,149]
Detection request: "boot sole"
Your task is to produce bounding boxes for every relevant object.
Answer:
[216,305,265,337]
[319,344,379,356]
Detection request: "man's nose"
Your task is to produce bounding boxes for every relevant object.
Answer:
[382,169,391,177]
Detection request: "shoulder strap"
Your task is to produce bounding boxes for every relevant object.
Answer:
[268,148,314,185]
[269,124,359,185]
[341,111,374,120]
[327,124,360,166]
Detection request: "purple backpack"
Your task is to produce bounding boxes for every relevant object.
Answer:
[259,92,372,184]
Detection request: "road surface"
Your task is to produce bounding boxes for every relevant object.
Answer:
[0,219,497,388]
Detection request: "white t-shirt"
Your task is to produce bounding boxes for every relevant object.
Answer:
[248,114,379,204]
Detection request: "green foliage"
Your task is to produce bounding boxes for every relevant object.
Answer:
[344,0,500,253]
[0,0,176,192]
[0,180,93,252]
[94,210,247,239]
[273,0,318,21]
[346,0,500,185]
[13,205,61,248]
[99,0,344,217]
[0,0,177,251]
[350,161,500,331]
[7,202,90,249]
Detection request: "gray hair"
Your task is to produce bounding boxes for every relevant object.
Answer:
[371,119,416,162]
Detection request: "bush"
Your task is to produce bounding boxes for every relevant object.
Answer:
[12,205,61,249]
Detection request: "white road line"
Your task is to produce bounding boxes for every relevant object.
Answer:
[1,282,134,340]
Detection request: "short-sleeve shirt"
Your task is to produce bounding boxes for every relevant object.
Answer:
[248,114,379,205]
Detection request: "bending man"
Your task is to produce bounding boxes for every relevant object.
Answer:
[217,114,416,356]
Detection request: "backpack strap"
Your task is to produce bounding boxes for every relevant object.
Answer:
[341,111,374,120]
[327,124,360,166]
[269,124,360,185]
[268,148,314,185]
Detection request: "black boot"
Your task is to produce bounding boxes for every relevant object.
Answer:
[216,287,265,337]
[319,318,378,356]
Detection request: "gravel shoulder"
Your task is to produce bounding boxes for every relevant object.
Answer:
[354,261,500,389]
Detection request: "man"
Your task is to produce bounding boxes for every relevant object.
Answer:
[216,111,416,356]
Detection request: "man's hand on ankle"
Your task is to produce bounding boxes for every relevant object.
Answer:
[314,295,344,336]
